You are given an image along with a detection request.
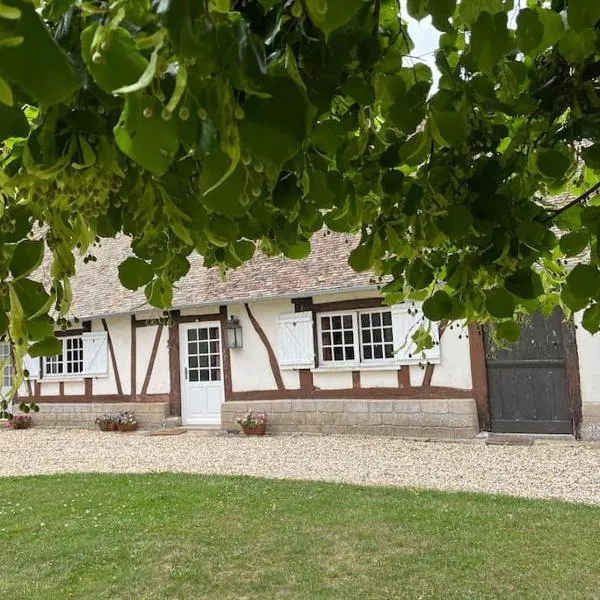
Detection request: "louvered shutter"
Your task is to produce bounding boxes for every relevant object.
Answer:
[391,304,440,364]
[23,353,40,380]
[278,312,315,369]
[82,331,108,376]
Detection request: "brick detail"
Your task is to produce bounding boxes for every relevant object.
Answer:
[221,398,479,439]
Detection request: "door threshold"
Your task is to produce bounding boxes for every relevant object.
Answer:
[485,432,576,446]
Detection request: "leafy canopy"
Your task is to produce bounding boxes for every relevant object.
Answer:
[1,0,600,409]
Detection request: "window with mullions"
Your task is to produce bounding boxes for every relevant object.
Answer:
[360,310,394,361]
[0,343,11,388]
[318,309,395,367]
[44,336,84,377]
[319,314,356,363]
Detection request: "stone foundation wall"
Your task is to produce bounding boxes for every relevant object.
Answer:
[222,398,479,439]
[581,404,600,440]
[24,403,170,430]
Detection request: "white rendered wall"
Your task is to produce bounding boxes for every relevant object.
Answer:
[430,323,472,389]
[575,312,600,405]
[91,316,131,395]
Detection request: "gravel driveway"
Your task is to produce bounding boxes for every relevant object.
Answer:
[1,429,600,505]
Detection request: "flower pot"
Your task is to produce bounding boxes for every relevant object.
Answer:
[108,422,118,431]
[118,423,137,432]
[242,423,266,436]
[97,422,110,432]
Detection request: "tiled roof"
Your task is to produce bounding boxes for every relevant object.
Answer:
[57,231,376,319]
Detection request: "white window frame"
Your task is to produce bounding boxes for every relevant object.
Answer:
[0,342,12,390]
[356,307,396,367]
[43,335,85,380]
[317,311,360,368]
[317,308,396,369]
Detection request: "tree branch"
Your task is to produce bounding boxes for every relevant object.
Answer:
[373,0,381,34]
[542,181,600,223]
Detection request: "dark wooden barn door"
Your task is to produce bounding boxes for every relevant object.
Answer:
[484,310,574,434]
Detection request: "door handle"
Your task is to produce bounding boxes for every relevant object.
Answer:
[184,367,188,380]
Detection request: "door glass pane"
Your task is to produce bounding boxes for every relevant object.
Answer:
[187,326,221,383]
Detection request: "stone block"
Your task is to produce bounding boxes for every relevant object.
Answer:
[582,403,600,418]
[393,400,421,413]
[369,401,394,413]
[454,427,478,439]
[449,399,477,415]
[292,400,316,412]
[394,426,424,438]
[423,427,455,439]
[420,399,449,414]
[268,400,292,412]
[315,400,345,413]
[345,401,370,413]
[344,412,382,427]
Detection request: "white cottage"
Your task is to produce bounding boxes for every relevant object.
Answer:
[10,231,600,440]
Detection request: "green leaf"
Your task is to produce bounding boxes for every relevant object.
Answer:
[559,231,589,257]
[28,336,61,358]
[283,240,311,260]
[470,11,513,76]
[537,8,565,51]
[436,205,473,237]
[558,28,597,64]
[505,269,543,299]
[536,147,573,180]
[407,0,428,21]
[348,243,373,272]
[239,74,314,169]
[381,170,405,194]
[422,290,453,321]
[581,144,600,171]
[458,0,503,26]
[398,132,430,166]
[0,74,13,106]
[310,120,347,154]
[144,278,173,309]
[118,257,154,291]
[232,240,255,262]
[305,0,367,37]
[431,109,469,145]
[0,0,80,104]
[341,77,375,106]
[565,264,600,300]
[25,315,54,341]
[0,100,27,141]
[114,94,178,177]
[485,288,515,318]
[496,320,521,343]
[428,0,457,32]
[113,41,162,95]
[567,0,600,33]
[9,239,44,280]
[407,258,434,290]
[582,303,600,334]
[81,24,148,93]
[516,8,543,56]
[11,279,52,317]
[198,149,249,217]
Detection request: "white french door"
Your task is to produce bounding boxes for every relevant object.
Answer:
[179,322,224,425]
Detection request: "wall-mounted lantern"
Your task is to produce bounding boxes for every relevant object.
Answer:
[225,316,243,349]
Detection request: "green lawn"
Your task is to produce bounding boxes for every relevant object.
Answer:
[0,474,599,599]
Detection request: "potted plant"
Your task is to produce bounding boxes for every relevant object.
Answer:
[95,414,118,432]
[117,411,137,432]
[8,415,32,430]
[236,412,267,436]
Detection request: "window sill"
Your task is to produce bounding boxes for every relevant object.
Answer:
[41,375,85,382]
[310,360,440,372]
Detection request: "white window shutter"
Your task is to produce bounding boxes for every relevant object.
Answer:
[278,312,315,369]
[392,304,440,364]
[82,332,108,376]
[23,354,40,380]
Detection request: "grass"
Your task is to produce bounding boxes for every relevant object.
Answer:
[0,475,599,599]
